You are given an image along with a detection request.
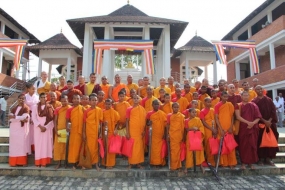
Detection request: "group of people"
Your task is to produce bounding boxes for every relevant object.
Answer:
[8,71,281,174]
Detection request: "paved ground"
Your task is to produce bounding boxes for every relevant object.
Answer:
[0,175,285,190]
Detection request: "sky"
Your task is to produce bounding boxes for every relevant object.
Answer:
[1,0,266,83]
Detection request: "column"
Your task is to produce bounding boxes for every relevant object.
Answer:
[163,25,171,78]
[15,70,19,78]
[269,43,276,69]
[267,11,273,23]
[0,51,3,74]
[235,61,241,80]
[22,62,27,80]
[67,57,71,80]
[38,58,42,77]
[142,26,150,78]
[82,23,91,77]
[204,65,208,80]
[185,54,189,80]
[0,22,5,33]
[249,57,254,76]
[272,88,277,99]
[213,60,218,84]
[248,27,252,38]
[102,26,112,81]
[48,64,52,81]
[74,58,77,82]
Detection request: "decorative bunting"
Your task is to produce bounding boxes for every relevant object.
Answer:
[93,40,154,74]
[212,40,260,74]
[0,39,28,72]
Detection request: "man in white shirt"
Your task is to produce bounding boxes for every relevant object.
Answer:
[0,96,9,126]
[274,96,283,127]
[279,93,284,121]
[34,71,51,95]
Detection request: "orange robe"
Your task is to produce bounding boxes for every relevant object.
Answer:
[127,97,142,106]
[185,117,205,168]
[97,101,105,110]
[161,102,173,115]
[193,99,203,110]
[174,97,189,112]
[127,83,139,91]
[248,90,257,102]
[147,110,167,165]
[141,96,159,112]
[184,92,193,103]
[48,101,62,109]
[214,102,237,166]
[154,86,171,98]
[37,82,51,95]
[114,101,131,136]
[168,85,175,93]
[102,108,120,167]
[127,106,146,165]
[182,109,200,119]
[54,105,71,161]
[83,105,91,109]
[46,91,61,101]
[211,97,220,108]
[84,107,103,164]
[200,108,216,166]
[111,83,130,102]
[100,84,110,100]
[67,105,85,163]
[168,112,184,170]
[139,86,148,98]
[199,93,210,109]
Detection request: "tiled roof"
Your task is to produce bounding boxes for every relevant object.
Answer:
[27,33,82,56]
[0,8,40,43]
[66,4,188,49]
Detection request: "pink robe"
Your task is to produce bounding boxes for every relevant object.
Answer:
[25,93,39,151]
[32,105,54,166]
[9,107,30,159]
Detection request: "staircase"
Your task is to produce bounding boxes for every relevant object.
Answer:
[0,128,285,178]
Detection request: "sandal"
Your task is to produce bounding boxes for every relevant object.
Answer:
[265,159,275,166]
[257,161,264,166]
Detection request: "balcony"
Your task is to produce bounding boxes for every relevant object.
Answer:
[227,15,285,61]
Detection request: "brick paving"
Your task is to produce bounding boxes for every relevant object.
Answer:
[0,175,285,190]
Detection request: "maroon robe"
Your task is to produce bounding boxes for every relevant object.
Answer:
[236,102,261,164]
[252,96,279,159]
[228,94,242,107]
[74,84,85,95]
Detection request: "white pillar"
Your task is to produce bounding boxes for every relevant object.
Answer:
[0,51,3,74]
[15,69,19,78]
[142,26,150,78]
[110,50,115,83]
[272,88,277,99]
[185,53,189,80]
[38,58,42,77]
[48,64,52,81]
[269,43,276,69]
[22,62,27,80]
[248,27,252,38]
[163,25,171,78]
[204,66,208,80]
[267,11,273,23]
[235,61,241,80]
[102,26,112,81]
[1,22,5,33]
[67,57,71,80]
[74,59,77,82]
[82,24,92,77]
[249,57,254,76]
[213,60,218,84]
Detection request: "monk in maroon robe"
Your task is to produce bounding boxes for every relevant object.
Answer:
[252,85,279,165]
[235,91,261,169]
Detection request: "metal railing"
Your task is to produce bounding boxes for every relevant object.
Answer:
[171,71,181,83]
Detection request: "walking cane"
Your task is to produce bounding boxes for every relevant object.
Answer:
[65,122,71,168]
[98,123,102,167]
[215,132,225,173]
[104,122,108,168]
[166,125,171,170]
[148,124,152,170]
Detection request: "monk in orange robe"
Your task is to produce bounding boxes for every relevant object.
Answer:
[47,92,62,109]
[167,102,184,170]
[96,91,106,110]
[102,99,120,168]
[185,108,205,173]
[100,76,110,100]
[53,95,71,169]
[193,92,203,110]
[46,83,61,101]
[199,86,210,109]
[154,77,171,98]
[109,74,130,102]
[146,99,167,167]
[138,76,150,98]
[214,91,237,168]
[172,88,189,112]
[183,100,200,119]
[161,93,173,114]
[167,76,175,93]
[82,94,103,171]
[183,84,193,103]
[242,81,257,101]
[200,98,217,166]
[126,95,146,169]
[211,90,220,108]
[66,94,85,169]
[141,86,160,112]
[127,89,141,106]
[81,95,91,109]
[114,91,131,137]
[127,74,139,92]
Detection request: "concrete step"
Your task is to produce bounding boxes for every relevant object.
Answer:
[0,143,9,152]
[0,163,284,178]
[273,152,285,163]
[278,137,285,144]
[0,137,9,143]
[278,144,285,152]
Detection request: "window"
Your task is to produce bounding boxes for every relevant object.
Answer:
[251,16,267,36]
[240,63,250,79]
[238,31,248,40]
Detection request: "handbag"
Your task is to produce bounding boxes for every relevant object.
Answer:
[121,137,134,157]
[108,135,122,154]
[188,131,202,151]
[78,142,92,169]
[224,133,238,152]
[180,142,186,161]
[97,138,105,158]
[209,137,219,155]
[260,128,278,147]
